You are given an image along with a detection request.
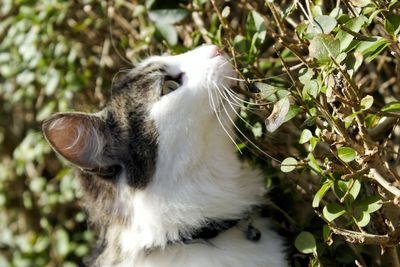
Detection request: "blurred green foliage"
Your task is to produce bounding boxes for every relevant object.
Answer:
[2,0,400,266]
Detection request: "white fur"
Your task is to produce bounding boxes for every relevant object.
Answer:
[97,46,286,267]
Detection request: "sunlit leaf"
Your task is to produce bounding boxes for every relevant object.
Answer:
[365,114,380,128]
[298,68,314,85]
[356,37,390,62]
[384,13,400,36]
[299,129,313,144]
[155,23,177,45]
[295,231,317,254]
[360,95,374,110]
[309,34,340,63]
[312,181,332,208]
[357,196,382,213]
[306,15,337,37]
[307,152,322,173]
[281,157,298,173]
[338,147,356,163]
[355,211,370,227]
[381,102,400,114]
[323,203,347,222]
[350,0,371,7]
[348,179,361,202]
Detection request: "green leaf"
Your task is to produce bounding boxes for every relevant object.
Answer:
[357,196,382,213]
[334,180,347,199]
[384,13,400,36]
[148,9,189,24]
[338,147,356,163]
[365,114,380,128]
[309,34,340,63]
[233,35,247,54]
[312,181,332,208]
[360,95,374,110]
[343,112,358,127]
[299,129,313,144]
[323,224,331,242]
[323,203,347,222]
[348,179,361,202]
[307,152,322,173]
[295,231,317,254]
[296,22,308,38]
[155,23,177,45]
[306,15,337,37]
[329,7,342,19]
[298,68,314,85]
[281,157,298,173]
[309,137,319,151]
[350,0,371,7]
[356,37,390,62]
[381,102,400,114]
[249,11,265,33]
[253,82,289,102]
[303,79,320,99]
[355,211,371,227]
[265,97,290,132]
[283,105,300,123]
[344,52,364,77]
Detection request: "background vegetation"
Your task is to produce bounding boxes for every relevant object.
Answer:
[1,0,400,266]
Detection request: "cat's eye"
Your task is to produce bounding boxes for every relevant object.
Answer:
[162,72,184,97]
[162,80,180,95]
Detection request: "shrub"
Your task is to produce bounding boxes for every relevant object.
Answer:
[1,0,400,266]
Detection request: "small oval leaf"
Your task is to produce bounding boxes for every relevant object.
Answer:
[299,129,313,144]
[281,157,298,173]
[295,231,317,254]
[360,95,374,110]
[338,147,356,163]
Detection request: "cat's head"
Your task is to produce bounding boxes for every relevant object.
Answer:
[42,45,239,221]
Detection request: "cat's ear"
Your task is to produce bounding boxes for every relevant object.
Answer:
[42,113,110,171]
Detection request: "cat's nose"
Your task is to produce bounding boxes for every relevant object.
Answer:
[198,45,224,58]
[210,45,224,57]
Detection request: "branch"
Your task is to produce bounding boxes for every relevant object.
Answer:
[369,168,400,198]
[330,225,400,246]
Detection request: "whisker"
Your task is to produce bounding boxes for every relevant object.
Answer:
[215,84,269,134]
[213,83,244,109]
[224,76,246,82]
[223,85,272,107]
[224,71,288,83]
[207,83,242,153]
[216,84,281,163]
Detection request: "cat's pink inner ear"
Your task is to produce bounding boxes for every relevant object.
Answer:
[42,114,104,169]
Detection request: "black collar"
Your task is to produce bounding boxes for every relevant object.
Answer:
[170,217,261,244]
[180,219,240,243]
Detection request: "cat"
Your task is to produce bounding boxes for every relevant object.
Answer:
[42,45,286,267]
